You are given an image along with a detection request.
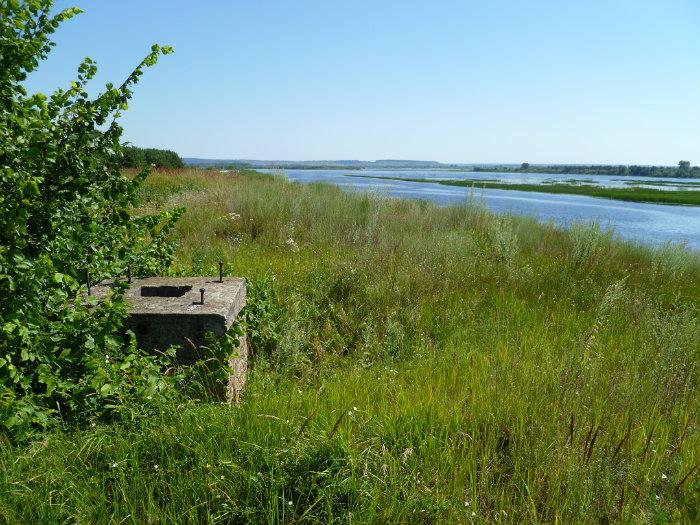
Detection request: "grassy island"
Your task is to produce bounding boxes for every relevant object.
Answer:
[347,174,700,206]
[2,169,698,523]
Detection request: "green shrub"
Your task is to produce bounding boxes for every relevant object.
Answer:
[569,221,610,265]
[0,1,182,436]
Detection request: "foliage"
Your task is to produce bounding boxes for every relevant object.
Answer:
[243,275,283,363]
[0,0,183,435]
[121,145,183,169]
[473,162,700,178]
[1,168,698,522]
[569,221,611,266]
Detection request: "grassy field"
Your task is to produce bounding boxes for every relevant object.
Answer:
[346,174,700,205]
[1,169,699,523]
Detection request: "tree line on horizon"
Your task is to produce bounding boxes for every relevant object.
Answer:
[121,146,183,169]
[475,161,699,178]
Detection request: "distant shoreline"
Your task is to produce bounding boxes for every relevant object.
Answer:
[185,160,700,179]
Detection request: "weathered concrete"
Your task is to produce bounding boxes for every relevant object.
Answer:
[92,276,247,402]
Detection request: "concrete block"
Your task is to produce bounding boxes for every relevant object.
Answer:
[92,276,247,402]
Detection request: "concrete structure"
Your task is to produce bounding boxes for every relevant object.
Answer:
[93,276,247,402]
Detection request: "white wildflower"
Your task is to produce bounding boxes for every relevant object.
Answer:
[661,473,668,480]
[286,238,299,252]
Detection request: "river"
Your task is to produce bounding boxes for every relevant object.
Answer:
[259,169,700,249]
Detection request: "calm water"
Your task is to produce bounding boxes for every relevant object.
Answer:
[260,169,700,249]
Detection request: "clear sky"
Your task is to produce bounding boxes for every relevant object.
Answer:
[24,0,700,164]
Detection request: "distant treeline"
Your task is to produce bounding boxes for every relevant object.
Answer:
[474,161,700,178]
[225,163,363,171]
[121,146,183,168]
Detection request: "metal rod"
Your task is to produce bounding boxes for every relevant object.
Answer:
[218,260,224,282]
[86,270,91,295]
[199,288,205,304]
[127,265,132,284]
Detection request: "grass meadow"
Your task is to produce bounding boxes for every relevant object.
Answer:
[1,169,699,523]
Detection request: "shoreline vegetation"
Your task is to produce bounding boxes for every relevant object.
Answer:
[3,168,698,523]
[183,159,700,179]
[346,174,700,206]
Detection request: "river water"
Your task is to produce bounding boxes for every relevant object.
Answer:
[259,169,700,249]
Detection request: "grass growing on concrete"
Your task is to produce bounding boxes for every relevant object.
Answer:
[346,173,700,205]
[1,169,699,523]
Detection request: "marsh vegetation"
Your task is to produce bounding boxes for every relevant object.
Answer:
[347,174,700,206]
[3,169,698,523]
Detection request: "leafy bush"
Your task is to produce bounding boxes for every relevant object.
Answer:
[0,1,183,436]
[243,276,283,362]
[486,216,519,265]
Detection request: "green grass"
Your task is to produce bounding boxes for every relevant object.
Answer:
[346,173,700,205]
[1,169,699,523]
[620,180,700,188]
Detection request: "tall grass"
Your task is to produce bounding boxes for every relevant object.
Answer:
[1,169,699,523]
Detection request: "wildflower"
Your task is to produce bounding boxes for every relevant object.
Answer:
[288,500,293,506]
[220,475,225,480]
[655,494,660,501]
[219,212,241,221]
[154,464,159,470]
[661,473,668,480]
[286,238,299,252]
[111,462,118,468]
[464,501,470,507]
[353,406,357,412]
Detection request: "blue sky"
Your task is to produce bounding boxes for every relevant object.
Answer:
[25,1,700,164]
